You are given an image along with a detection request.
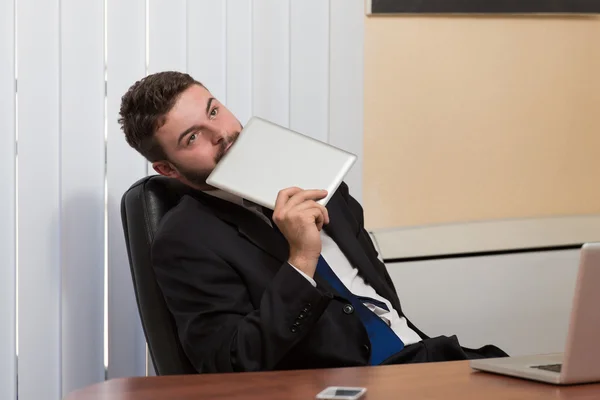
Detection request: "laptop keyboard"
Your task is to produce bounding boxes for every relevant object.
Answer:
[530,363,562,373]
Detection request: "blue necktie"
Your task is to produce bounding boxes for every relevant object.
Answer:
[315,255,405,365]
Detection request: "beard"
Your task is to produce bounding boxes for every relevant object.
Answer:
[172,130,240,187]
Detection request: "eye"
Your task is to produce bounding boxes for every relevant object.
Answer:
[209,107,219,119]
[188,133,198,144]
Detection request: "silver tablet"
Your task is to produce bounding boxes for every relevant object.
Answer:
[206,117,356,210]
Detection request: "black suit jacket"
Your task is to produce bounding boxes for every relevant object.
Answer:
[152,182,446,373]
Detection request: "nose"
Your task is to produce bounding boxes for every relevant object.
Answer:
[208,129,226,145]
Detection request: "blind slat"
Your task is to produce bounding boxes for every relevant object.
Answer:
[0,0,16,397]
[60,0,106,395]
[187,1,226,102]
[252,0,291,127]
[106,0,148,380]
[226,0,252,125]
[149,0,187,74]
[329,0,364,201]
[17,0,61,398]
[290,0,329,142]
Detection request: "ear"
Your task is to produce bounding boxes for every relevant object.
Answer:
[152,161,180,179]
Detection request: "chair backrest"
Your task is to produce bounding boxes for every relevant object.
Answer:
[120,175,197,375]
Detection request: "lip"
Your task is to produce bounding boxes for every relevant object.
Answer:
[225,142,234,153]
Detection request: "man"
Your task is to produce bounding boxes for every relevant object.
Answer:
[119,71,506,373]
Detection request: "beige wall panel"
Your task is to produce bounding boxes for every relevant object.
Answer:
[364,16,600,230]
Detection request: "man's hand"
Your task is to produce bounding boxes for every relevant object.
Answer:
[272,187,330,278]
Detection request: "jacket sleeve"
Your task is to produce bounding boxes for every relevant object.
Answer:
[151,232,333,373]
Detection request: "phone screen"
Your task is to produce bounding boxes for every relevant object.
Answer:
[334,389,363,396]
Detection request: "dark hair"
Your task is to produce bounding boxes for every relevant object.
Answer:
[118,71,203,162]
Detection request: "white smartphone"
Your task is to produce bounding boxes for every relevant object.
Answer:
[315,386,367,400]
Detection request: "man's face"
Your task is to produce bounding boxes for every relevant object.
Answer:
[153,84,242,189]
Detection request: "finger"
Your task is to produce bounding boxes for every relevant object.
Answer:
[316,213,325,232]
[316,216,324,231]
[282,189,328,212]
[291,200,318,211]
[288,206,324,230]
[274,187,303,216]
[292,200,329,225]
[308,208,324,231]
[322,205,330,225]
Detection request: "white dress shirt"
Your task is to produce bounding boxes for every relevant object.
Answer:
[203,189,422,346]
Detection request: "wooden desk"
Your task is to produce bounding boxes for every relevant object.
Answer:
[66,361,600,400]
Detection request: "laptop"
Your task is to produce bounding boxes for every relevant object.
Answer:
[206,116,357,210]
[470,242,600,385]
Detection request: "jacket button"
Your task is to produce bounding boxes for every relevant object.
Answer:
[298,312,306,320]
[343,304,354,314]
[293,321,301,327]
[290,326,298,333]
[363,344,370,354]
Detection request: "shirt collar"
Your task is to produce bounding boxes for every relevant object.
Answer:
[203,189,264,213]
[203,188,245,206]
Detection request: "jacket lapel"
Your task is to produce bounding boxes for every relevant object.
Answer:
[237,215,289,264]
[192,192,289,264]
[323,195,396,304]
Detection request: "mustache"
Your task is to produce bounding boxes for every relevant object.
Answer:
[215,131,240,163]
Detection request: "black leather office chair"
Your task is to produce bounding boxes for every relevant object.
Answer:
[121,175,197,375]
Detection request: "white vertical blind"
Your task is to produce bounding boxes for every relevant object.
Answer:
[329,0,364,200]
[253,0,291,127]
[0,1,365,396]
[226,0,252,125]
[106,0,148,380]
[290,0,329,142]
[187,1,226,102]
[149,0,187,74]
[60,0,106,396]
[17,0,61,399]
[0,0,16,399]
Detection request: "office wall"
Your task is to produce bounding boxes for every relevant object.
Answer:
[364,15,600,231]
[387,249,580,357]
[0,1,364,399]
[365,13,597,361]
